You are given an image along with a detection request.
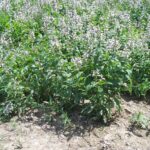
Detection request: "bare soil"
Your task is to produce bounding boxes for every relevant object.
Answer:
[0,97,150,150]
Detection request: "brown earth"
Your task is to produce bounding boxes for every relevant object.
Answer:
[0,97,150,150]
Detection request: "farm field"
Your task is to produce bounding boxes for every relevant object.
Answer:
[0,0,150,149]
[0,98,150,150]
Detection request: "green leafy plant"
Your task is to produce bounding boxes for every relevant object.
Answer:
[0,10,10,33]
[0,0,149,124]
[130,112,149,129]
[129,49,150,97]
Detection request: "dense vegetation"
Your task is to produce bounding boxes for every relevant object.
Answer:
[0,0,150,123]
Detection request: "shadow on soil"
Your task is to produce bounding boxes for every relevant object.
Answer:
[3,95,150,141]
[121,93,150,104]
[18,109,110,141]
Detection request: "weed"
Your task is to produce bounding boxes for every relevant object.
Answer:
[130,112,149,129]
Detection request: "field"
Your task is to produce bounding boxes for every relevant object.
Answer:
[0,0,150,149]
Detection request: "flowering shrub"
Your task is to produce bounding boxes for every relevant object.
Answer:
[0,0,149,122]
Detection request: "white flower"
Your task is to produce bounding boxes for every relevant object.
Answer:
[119,12,130,21]
[3,102,14,115]
[71,57,83,66]
[92,69,105,80]
[106,39,120,50]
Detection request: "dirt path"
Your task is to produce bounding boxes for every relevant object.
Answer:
[0,97,150,150]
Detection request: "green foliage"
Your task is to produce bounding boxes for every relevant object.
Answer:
[5,16,44,47]
[129,50,150,97]
[0,0,149,123]
[0,10,10,33]
[0,43,130,122]
[130,112,149,129]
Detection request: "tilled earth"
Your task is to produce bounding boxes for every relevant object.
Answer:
[0,97,150,150]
